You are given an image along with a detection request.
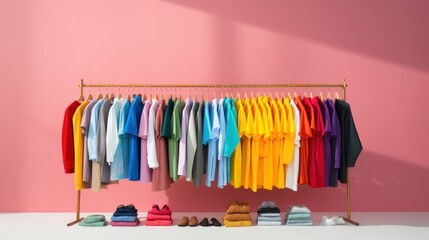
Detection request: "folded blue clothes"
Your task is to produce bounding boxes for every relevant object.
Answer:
[286,213,312,220]
[257,216,282,222]
[115,205,138,214]
[286,220,313,224]
[113,212,138,217]
[286,222,313,226]
[257,221,282,226]
[111,215,138,222]
[82,214,106,223]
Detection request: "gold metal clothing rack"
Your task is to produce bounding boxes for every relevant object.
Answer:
[67,79,359,226]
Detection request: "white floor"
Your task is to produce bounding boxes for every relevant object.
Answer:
[1,212,428,240]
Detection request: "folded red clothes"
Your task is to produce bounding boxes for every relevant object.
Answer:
[110,219,141,227]
[144,219,173,226]
[148,204,172,215]
[146,213,172,221]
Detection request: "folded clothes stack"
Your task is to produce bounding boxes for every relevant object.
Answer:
[79,214,108,227]
[285,205,313,226]
[145,204,173,226]
[110,204,140,226]
[223,201,252,227]
[257,201,282,226]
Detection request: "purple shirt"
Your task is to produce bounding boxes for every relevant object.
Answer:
[321,100,332,187]
[326,99,341,187]
[178,98,193,176]
[138,100,152,183]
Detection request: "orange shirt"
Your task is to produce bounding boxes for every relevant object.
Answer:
[294,96,312,185]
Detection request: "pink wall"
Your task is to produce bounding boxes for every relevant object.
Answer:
[1,0,428,213]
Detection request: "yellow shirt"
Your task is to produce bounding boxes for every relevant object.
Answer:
[270,99,282,189]
[283,98,296,164]
[251,98,264,192]
[72,100,89,190]
[231,99,246,188]
[242,98,253,189]
[262,96,274,190]
[276,99,287,189]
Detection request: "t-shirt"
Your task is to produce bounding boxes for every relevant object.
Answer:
[117,99,131,180]
[283,98,296,164]
[326,99,341,187]
[276,99,287,189]
[138,99,151,183]
[162,98,174,138]
[217,98,227,188]
[270,99,281,189]
[72,100,89,190]
[251,98,264,192]
[106,98,125,181]
[286,99,301,191]
[309,97,325,188]
[192,100,205,186]
[152,99,171,191]
[242,98,253,189]
[335,99,363,183]
[321,100,332,187]
[147,99,160,169]
[170,99,185,181]
[178,98,193,176]
[262,97,274,190]
[302,97,316,185]
[124,95,144,181]
[62,100,81,173]
[97,99,113,183]
[231,99,246,188]
[89,99,104,192]
[224,98,239,184]
[81,99,98,184]
[206,98,220,187]
[186,100,198,181]
[88,100,104,161]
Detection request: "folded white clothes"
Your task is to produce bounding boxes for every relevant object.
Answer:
[257,221,282,226]
[321,215,346,226]
[288,205,311,214]
[286,222,313,226]
[257,216,282,222]
[259,213,281,217]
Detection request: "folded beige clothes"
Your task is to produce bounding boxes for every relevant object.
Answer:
[223,213,252,221]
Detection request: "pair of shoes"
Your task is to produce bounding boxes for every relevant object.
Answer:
[149,204,171,215]
[321,215,346,226]
[178,216,199,227]
[200,217,222,227]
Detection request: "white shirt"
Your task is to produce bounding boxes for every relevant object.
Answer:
[286,99,301,191]
[106,98,123,164]
[147,98,159,168]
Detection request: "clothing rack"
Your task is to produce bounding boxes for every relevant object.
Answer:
[67,79,359,226]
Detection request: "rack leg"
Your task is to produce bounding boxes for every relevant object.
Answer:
[67,190,83,226]
[341,168,359,226]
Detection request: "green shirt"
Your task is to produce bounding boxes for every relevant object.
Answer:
[169,99,185,181]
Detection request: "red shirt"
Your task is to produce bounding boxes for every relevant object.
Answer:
[61,101,81,173]
[310,97,326,188]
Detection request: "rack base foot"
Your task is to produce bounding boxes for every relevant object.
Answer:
[342,216,359,226]
[67,217,83,227]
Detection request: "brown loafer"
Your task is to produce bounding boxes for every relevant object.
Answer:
[178,216,189,227]
[189,216,199,227]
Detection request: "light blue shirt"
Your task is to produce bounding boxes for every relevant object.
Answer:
[88,99,104,160]
[206,98,219,187]
[202,101,212,145]
[217,98,226,188]
[108,98,125,180]
[224,98,239,183]
[117,99,131,179]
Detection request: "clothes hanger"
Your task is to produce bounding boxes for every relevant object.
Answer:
[327,92,331,99]
[304,91,308,98]
[97,87,104,99]
[77,93,85,102]
[335,91,340,99]
[288,92,292,99]
[310,92,313,98]
[275,92,279,100]
[320,91,324,101]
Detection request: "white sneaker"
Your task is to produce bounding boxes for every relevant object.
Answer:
[321,215,336,226]
[332,216,346,225]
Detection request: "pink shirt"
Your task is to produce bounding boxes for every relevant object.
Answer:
[138,100,152,183]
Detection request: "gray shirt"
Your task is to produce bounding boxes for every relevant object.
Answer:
[186,101,198,181]
[80,99,98,185]
[193,100,205,186]
[97,99,113,183]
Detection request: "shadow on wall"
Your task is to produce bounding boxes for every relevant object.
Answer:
[164,150,429,212]
[163,0,429,72]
